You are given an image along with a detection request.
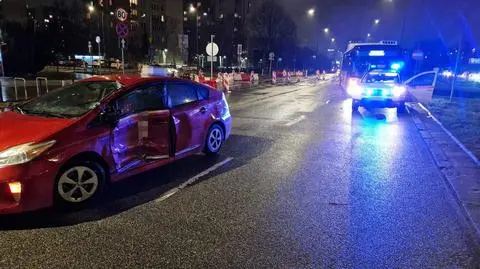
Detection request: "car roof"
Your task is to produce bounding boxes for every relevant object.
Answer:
[82,75,203,87]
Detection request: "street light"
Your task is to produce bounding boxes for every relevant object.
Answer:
[324,28,329,33]
[331,38,335,42]
[189,5,196,13]
[88,4,94,13]
[307,8,315,17]
[374,19,380,25]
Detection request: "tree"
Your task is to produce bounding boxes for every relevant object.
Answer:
[247,0,297,67]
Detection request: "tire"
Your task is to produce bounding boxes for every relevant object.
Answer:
[54,161,106,208]
[204,124,224,156]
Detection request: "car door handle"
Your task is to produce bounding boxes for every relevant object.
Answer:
[199,107,207,114]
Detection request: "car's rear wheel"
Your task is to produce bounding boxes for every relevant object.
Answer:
[54,161,106,208]
[205,124,224,156]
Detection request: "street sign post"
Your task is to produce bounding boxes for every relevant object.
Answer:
[116,8,128,22]
[269,52,275,75]
[121,39,126,74]
[206,36,217,80]
[96,36,101,58]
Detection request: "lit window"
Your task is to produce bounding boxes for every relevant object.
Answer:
[130,0,137,5]
[161,15,164,22]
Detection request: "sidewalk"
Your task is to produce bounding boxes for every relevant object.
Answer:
[409,103,480,242]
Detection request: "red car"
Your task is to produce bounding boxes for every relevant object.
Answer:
[0,75,232,214]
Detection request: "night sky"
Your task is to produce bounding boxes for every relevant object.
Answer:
[280,0,480,50]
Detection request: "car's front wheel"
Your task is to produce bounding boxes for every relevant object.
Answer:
[54,161,106,208]
[205,124,224,156]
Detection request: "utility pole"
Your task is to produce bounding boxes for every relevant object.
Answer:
[450,34,462,102]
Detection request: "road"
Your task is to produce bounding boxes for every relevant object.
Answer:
[1,80,479,268]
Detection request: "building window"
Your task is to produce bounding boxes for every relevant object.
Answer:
[130,0,137,5]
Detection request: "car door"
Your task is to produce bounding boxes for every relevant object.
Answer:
[137,84,171,161]
[165,82,208,156]
[110,83,170,172]
[111,91,143,172]
[404,68,439,104]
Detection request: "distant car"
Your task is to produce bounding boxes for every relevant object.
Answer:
[347,69,406,112]
[0,76,232,214]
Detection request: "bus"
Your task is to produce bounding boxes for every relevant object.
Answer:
[340,41,405,88]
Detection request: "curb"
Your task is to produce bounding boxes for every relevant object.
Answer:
[408,103,480,244]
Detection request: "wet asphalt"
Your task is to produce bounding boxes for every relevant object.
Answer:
[0,80,479,268]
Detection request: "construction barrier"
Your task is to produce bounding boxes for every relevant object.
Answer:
[272,71,277,84]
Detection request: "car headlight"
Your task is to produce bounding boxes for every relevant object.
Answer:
[0,140,56,168]
[393,86,406,97]
[347,84,362,96]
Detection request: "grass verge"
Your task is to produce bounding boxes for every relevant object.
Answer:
[427,97,480,160]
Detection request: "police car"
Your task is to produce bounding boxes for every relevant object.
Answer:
[347,69,406,112]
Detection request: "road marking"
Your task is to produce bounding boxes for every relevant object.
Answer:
[417,102,480,167]
[285,115,306,126]
[155,157,234,202]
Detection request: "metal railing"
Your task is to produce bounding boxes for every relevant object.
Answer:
[35,77,48,97]
[13,77,27,100]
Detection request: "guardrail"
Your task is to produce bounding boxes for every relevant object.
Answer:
[13,77,27,100]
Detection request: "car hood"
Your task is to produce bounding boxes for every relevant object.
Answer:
[0,111,76,152]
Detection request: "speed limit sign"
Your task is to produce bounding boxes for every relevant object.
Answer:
[116,8,128,22]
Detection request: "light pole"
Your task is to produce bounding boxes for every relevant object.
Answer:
[88,4,105,57]
[189,5,198,64]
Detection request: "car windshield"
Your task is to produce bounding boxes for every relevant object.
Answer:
[363,72,399,84]
[20,81,121,118]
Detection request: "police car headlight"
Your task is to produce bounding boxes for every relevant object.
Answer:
[347,84,362,96]
[393,86,406,97]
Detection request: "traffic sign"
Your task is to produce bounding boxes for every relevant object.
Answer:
[412,50,424,60]
[206,42,219,56]
[116,23,129,38]
[116,8,128,22]
[269,52,275,61]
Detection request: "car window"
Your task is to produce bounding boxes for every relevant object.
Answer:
[115,84,165,118]
[408,73,435,87]
[20,81,121,118]
[197,85,210,100]
[166,83,199,107]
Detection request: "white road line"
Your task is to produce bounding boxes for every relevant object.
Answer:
[417,102,480,167]
[155,157,234,203]
[285,115,306,126]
